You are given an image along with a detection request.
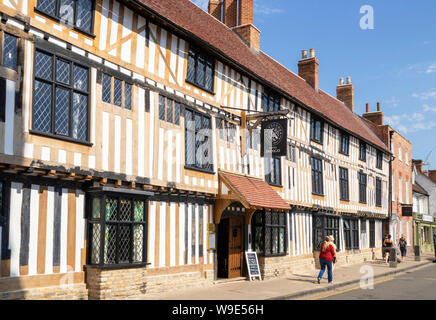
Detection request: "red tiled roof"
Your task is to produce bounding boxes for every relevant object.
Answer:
[220,172,290,210]
[134,0,389,152]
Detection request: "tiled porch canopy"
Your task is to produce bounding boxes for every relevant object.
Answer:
[214,171,291,224]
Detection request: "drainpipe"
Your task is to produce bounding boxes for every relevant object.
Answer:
[388,130,394,236]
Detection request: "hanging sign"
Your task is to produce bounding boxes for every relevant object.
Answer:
[245,251,262,281]
[260,118,288,157]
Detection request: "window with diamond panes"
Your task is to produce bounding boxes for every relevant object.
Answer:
[184,108,213,172]
[158,95,181,125]
[313,214,340,251]
[216,118,236,143]
[343,218,359,250]
[251,210,287,257]
[32,49,89,142]
[101,74,132,110]
[2,33,18,70]
[88,195,148,266]
[186,45,215,93]
[36,0,94,34]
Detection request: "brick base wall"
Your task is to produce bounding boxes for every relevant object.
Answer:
[86,266,214,299]
[0,283,88,300]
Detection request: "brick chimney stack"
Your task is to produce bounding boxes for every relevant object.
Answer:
[428,170,436,183]
[362,102,384,126]
[336,76,354,112]
[298,48,319,91]
[413,159,423,174]
[208,0,222,21]
[209,0,260,52]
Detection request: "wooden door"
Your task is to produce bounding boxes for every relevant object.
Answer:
[228,217,244,278]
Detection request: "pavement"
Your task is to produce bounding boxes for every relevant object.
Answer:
[133,253,436,300]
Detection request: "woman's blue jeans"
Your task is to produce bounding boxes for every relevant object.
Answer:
[318,259,333,283]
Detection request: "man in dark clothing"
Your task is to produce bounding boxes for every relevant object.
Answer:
[433,234,436,263]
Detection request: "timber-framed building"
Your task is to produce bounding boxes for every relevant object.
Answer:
[0,0,390,299]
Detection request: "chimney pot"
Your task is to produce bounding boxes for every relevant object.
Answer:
[336,77,354,112]
[346,76,351,84]
[302,50,308,59]
[309,48,315,58]
[366,103,369,113]
[377,102,381,112]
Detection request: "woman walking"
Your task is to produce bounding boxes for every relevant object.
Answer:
[383,234,394,264]
[399,234,407,262]
[317,236,336,284]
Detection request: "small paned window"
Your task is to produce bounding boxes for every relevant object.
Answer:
[287,144,296,162]
[265,157,281,186]
[339,131,349,155]
[376,178,382,207]
[251,210,287,257]
[310,115,324,144]
[158,95,181,125]
[186,46,215,93]
[376,150,383,169]
[359,172,367,204]
[369,220,376,248]
[344,218,359,250]
[311,157,324,195]
[359,140,367,162]
[87,195,148,266]
[313,215,340,251]
[339,167,349,201]
[2,33,18,70]
[262,90,280,112]
[101,74,132,110]
[185,108,213,172]
[36,0,94,34]
[216,118,236,143]
[32,49,89,142]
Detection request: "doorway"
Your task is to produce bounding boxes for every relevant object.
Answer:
[217,214,244,279]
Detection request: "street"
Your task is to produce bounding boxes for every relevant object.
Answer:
[309,264,436,300]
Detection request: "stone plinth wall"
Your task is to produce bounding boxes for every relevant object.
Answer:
[0,283,88,300]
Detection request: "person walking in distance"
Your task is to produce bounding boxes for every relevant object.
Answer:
[399,234,407,262]
[317,236,336,284]
[383,234,394,264]
[433,233,436,263]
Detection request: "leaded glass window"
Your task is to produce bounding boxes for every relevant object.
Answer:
[376,178,382,207]
[376,150,383,169]
[251,210,287,257]
[359,172,367,204]
[158,94,181,125]
[32,49,89,142]
[184,108,213,172]
[101,74,132,110]
[2,33,17,70]
[311,157,324,195]
[359,140,367,162]
[265,157,281,186]
[311,115,324,144]
[88,194,148,266]
[186,45,215,93]
[344,218,359,250]
[339,167,349,201]
[313,214,340,251]
[36,0,94,34]
[262,90,280,112]
[339,131,349,155]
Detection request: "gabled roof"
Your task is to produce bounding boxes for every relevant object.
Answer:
[134,0,389,152]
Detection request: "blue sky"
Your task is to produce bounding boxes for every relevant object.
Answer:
[191,0,436,169]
